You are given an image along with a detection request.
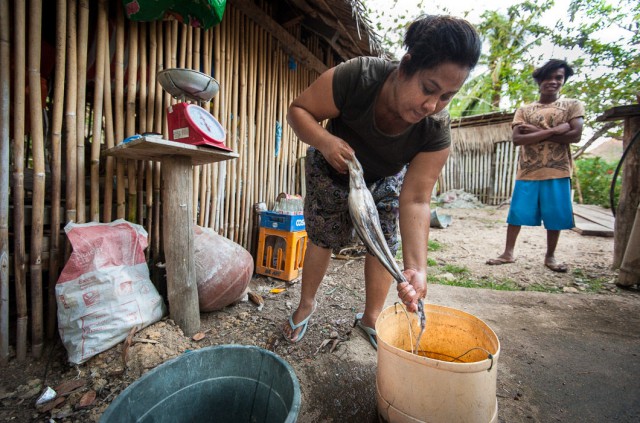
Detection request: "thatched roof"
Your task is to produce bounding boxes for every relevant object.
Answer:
[276,0,385,60]
[450,112,515,154]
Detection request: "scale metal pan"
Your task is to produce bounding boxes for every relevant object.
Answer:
[157,68,220,103]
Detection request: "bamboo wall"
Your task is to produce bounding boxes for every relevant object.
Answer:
[441,135,519,205]
[1,0,324,361]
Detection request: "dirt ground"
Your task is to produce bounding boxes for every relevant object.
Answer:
[1,205,639,422]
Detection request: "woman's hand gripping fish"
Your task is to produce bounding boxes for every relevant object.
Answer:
[346,157,426,352]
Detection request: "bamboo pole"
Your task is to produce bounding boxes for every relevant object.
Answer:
[114,4,125,219]
[151,22,164,264]
[126,21,138,223]
[0,0,10,364]
[154,21,164,137]
[195,26,202,72]
[102,33,115,221]
[145,22,156,243]
[227,8,240,240]
[138,23,147,226]
[198,165,207,227]
[11,0,28,361]
[76,0,89,223]
[65,0,78,235]
[179,23,187,69]
[234,11,248,244]
[28,0,45,358]
[243,21,257,249]
[186,25,193,70]
[90,0,107,223]
[171,21,178,68]
[209,25,221,229]
[47,0,67,340]
[147,21,157,133]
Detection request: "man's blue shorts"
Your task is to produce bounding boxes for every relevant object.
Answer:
[507,178,574,230]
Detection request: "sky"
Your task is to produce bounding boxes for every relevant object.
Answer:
[365,0,573,60]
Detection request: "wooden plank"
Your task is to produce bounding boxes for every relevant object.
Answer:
[572,215,614,237]
[573,204,615,230]
[102,136,239,166]
[579,204,615,219]
[596,105,640,122]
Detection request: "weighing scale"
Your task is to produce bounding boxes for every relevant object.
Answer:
[157,68,232,151]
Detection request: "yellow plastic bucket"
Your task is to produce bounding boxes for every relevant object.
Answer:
[376,303,500,423]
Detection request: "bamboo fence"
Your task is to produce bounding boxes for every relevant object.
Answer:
[0,0,525,359]
[441,123,519,205]
[1,0,322,358]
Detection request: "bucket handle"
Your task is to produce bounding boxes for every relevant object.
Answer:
[393,302,417,354]
[451,348,495,371]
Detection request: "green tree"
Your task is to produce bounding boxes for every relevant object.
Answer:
[449,1,553,117]
[552,0,639,123]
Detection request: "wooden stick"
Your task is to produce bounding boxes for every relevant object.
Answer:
[126,21,138,223]
[76,0,89,223]
[10,0,28,361]
[90,0,107,223]
[0,0,11,364]
[28,0,45,358]
[47,0,67,341]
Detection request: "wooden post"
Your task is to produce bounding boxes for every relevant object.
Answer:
[596,105,640,269]
[163,157,199,335]
[0,0,10,365]
[103,137,237,335]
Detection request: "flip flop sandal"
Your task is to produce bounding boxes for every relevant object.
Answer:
[284,301,317,343]
[486,257,515,265]
[545,262,568,273]
[353,312,377,350]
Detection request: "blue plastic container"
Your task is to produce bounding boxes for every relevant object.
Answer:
[100,345,301,423]
[259,211,305,232]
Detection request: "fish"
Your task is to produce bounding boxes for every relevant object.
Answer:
[346,157,426,352]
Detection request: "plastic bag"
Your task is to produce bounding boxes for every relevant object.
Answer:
[56,219,166,364]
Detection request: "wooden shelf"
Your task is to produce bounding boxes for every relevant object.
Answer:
[102,136,238,165]
[596,105,640,122]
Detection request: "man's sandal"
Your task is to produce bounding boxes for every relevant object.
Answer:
[283,302,317,343]
[353,312,377,350]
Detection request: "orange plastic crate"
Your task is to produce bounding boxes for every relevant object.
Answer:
[255,228,307,281]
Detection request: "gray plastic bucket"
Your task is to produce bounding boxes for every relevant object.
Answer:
[100,345,301,423]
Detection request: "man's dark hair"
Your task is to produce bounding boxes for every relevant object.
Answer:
[532,59,575,84]
[400,15,482,77]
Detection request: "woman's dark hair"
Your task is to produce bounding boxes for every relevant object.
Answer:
[532,59,575,84]
[400,15,481,77]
